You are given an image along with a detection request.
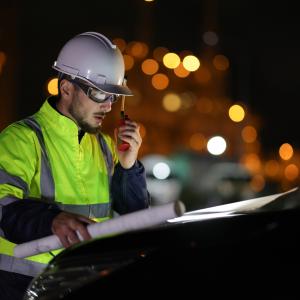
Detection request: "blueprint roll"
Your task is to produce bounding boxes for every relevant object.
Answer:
[14,200,185,258]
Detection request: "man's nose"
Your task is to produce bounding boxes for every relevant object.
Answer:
[100,101,112,112]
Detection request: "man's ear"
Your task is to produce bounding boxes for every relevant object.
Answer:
[60,79,74,98]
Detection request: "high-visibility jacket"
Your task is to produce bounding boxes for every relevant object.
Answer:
[0,97,150,277]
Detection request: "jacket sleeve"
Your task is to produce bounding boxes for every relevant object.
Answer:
[0,123,62,243]
[0,198,62,244]
[111,160,151,215]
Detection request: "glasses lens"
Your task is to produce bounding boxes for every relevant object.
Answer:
[89,88,119,103]
[71,80,120,103]
[89,88,107,102]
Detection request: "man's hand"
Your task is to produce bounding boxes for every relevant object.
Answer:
[51,211,95,248]
[115,119,142,169]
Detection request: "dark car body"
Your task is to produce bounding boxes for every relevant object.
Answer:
[25,190,300,299]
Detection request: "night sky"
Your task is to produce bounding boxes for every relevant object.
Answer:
[6,0,300,152]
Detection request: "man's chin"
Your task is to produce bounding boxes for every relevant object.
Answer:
[80,122,102,134]
[88,125,102,134]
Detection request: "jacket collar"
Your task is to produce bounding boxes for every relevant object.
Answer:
[36,96,79,137]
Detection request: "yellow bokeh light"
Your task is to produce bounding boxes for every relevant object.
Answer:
[228,104,245,122]
[213,54,230,71]
[162,93,181,112]
[112,38,126,52]
[241,125,257,143]
[279,143,293,160]
[129,42,148,59]
[284,164,299,181]
[123,54,134,71]
[182,55,200,72]
[174,62,190,78]
[163,52,180,69]
[141,59,159,75]
[151,73,169,90]
[47,78,58,96]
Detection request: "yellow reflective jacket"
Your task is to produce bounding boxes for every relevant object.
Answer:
[0,98,119,276]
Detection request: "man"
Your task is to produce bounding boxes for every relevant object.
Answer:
[0,31,150,299]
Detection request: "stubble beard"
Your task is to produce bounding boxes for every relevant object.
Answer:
[70,103,102,134]
[77,119,101,134]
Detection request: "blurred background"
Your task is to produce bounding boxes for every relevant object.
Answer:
[1,0,299,211]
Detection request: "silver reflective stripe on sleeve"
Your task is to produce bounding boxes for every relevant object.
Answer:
[0,196,19,206]
[0,254,46,277]
[57,202,111,218]
[22,117,55,202]
[0,169,29,198]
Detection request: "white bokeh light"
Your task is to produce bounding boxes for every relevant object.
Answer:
[152,162,171,179]
[207,136,227,155]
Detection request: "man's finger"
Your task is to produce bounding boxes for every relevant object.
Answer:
[67,231,80,244]
[58,234,71,248]
[77,225,92,241]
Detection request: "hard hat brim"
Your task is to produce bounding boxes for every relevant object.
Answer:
[53,65,134,96]
[92,82,133,96]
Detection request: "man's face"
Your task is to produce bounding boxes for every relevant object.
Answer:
[69,86,112,134]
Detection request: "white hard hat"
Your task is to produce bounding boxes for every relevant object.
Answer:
[52,32,132,96]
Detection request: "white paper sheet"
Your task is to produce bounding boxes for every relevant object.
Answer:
[168,187,298,223]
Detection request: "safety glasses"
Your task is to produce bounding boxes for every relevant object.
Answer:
[70,80,120,103]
